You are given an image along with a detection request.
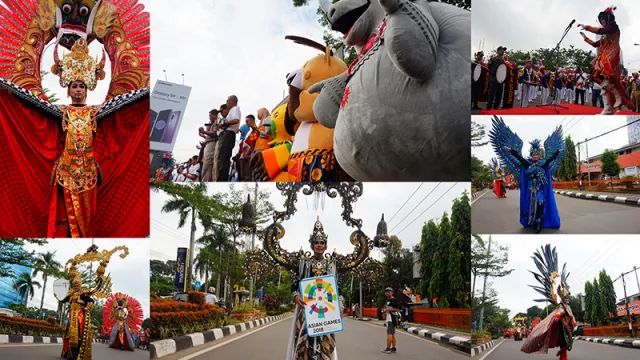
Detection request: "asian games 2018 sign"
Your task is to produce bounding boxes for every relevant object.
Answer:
[299,275,343,337]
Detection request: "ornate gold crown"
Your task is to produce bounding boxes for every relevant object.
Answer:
[52,38,106,91]
[63,245,129,299]
[309,216,328,243]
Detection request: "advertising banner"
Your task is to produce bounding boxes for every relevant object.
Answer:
[150,80,192,153]
[299,275,344,337]
[617,300,640,316]
[175,247,189,292]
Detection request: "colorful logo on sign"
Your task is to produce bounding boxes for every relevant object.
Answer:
[304,278,337,319]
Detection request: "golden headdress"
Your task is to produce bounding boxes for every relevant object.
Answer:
[63,245,129,299]
[51,38,106,91]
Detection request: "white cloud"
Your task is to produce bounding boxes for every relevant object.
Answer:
[472,115,632,165]
[476,234,640,318]
[23,239,150,320]
[150,0,336,163]
[150,182,470,286]
[472,0,640,73]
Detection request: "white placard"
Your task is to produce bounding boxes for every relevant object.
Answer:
[150,80,192,152]
[299,275,343,337]
[53,278,70,301]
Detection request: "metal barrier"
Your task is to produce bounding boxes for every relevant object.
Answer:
[553,178,640,192]
[361,308,471,328]
[583,323,640,337]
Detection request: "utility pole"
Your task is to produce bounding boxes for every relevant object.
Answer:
[187,208,196,288]
[249,184,258,303]
[577,143,582,191]
[479,236,492,330]
[615,270,636,337]
[359,280,363,319]
[635,266,640,296]
[585,138,591,187]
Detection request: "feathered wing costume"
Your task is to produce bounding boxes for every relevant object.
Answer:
[0,0,150,237]
[521,245,576,360]
[103,293,143,351]
[489,116,564,232]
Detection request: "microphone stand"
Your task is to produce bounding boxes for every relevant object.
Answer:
[537,22,574,113]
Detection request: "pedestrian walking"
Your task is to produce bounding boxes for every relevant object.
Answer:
[381,287,399,354]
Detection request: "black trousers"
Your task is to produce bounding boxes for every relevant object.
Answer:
[575,89,585,105]
[487,80,504,109]
[216,130,236,182]
[472,81,481,108]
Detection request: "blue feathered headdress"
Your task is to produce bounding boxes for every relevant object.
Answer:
[529,139,542,158]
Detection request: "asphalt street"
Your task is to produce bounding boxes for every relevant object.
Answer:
[481,337,639,360]
[161,317,468,360]
[472,189,640,234]
[0,341,149,360]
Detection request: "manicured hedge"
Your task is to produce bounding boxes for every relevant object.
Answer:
[0,314,65,336]
[150,299,225,340]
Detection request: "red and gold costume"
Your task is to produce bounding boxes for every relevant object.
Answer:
[580,6,633,113]
[0,0,150,238]
[103,293,143,351]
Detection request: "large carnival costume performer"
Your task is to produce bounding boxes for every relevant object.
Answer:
[251,37,351,182]
[103,293,143,351]
[521,245,576,360]
[489,158,507,198]
[0,0,150,237]
[489,116,565,233]
[309,0,470,181]
[249,183,387,359]
[59,244,129,360]
[578,6,632,114]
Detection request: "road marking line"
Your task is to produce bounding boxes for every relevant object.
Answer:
[478,338,505,360]
[471,189,490,205]
[177,316,291,360]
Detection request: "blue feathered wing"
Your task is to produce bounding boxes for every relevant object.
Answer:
[544,125,565,176]
[489,116,523,181]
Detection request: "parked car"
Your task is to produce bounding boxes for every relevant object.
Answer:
[574,323,591,336]
[173,292,219,305]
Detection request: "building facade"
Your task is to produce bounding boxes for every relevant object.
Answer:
[0,246,33,308]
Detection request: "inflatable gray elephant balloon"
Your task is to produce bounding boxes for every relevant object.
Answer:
[311,0,470,181]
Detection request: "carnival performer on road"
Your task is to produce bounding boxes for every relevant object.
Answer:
[521,245,576,360]
[578,6,633,114]
[489,117,565,233]
[60,275,94,360]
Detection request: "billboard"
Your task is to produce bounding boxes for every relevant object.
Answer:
[150,80,192,152]
[174,247,189,292]
[617,300,640,316]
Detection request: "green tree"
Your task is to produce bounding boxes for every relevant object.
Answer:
[448,191,471,307]
[557,136,577,180]
[32,251,62,319]
[470,235,513,302]
[584,281,593,324]
[598,269,617,323]
[41,70,59,103]
[150,259,174,277]
[526,305,542,320]
[471,155,492,189]
[0,238,48,278]
[504,46,595,72]
[591,278,604,325]
[429,212,451,307]
[419,219,438,304]
[12,272,42,306]
[600,149,621,178]
[569,294,585,323]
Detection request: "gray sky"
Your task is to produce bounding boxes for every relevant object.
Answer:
[473,115,634,164]
[30,0,150,107]
[150,182,470,284]
[23,239,150,319]
[475,235,640,318]
[150,0,332,163]
[472,0,640,73]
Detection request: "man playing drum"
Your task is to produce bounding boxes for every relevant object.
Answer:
[472,51,487,110]
[487,46,507,110]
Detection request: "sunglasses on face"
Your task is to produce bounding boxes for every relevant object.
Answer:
[313,241,326,246]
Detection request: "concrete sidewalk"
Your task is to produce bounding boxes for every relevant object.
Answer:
[554,189,640,206]
[575,336,640,349]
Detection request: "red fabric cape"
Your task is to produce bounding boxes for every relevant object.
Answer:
[0,88,149,237]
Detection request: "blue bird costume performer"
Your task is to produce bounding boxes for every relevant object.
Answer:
[489,116,565,233]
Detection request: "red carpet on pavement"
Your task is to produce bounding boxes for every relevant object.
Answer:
[480,103,639,115]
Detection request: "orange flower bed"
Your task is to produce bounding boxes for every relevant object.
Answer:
[0,314,64,337]
[150,299,226,340]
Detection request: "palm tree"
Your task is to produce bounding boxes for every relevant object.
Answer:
[194,247,215,291]
[196,226,231,296]
[13,272,41,306]
[32,251,62,319]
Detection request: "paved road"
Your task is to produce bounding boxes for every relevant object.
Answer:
[472,189,640,234]
[482,338,639,360]
[0,341,149,360]
[162,317,468,360]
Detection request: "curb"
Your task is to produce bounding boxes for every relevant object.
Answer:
[575,336,640,349]
[470,339,499,357]
[150,314,290,359]
[471,189,489,204]
[554,190,640,206]
[403,325,472,353]
[0,334,64,344]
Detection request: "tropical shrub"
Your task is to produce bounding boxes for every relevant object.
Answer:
[150,298,226,340]
[187,291,205,306]
[0,314,64,336]
[263,294,280,311]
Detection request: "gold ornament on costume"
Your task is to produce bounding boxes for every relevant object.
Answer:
[52,38,106,91]
[63,245,128,299]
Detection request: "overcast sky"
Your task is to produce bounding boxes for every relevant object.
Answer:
[150,182,470,283]
[473,115,637,164]
[476,235,640,318]
[472,0,640,73]
[32,0,149,106]
[23,239,150,319]
[150,0,331,163]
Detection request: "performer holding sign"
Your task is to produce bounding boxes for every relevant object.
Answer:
[578,6,633,114]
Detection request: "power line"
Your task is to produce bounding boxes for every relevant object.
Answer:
[389,183,442,233]
[576,117,640,146]
[395,182,459,236]
[387,183,424,225]
[564,116,584,133]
